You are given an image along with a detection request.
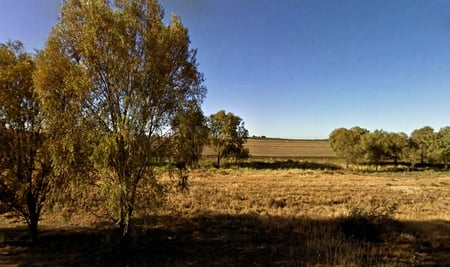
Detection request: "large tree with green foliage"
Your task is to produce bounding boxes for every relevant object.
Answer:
[384,132,409,165]
[361,129,387,169]
[434,127,450,169]
[34,0,205,244]
[208,110,249,167]
[0,41,53,243]
[329,126,368,168]
[410,126,435,164]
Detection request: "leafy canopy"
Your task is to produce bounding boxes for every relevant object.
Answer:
[34,0,205,239]
[0,41,52,242]
[208,110,249,167]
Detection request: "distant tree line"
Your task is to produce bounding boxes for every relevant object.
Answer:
[329,126,450,169]
[0,0,248,246]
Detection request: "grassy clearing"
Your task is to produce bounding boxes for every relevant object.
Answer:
[1,168,450,266]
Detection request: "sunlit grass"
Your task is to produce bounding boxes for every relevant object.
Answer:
[1,167,450,266]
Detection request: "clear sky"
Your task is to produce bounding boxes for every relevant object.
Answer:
[1,0,450,139]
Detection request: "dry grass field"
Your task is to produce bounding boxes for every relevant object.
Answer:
[1,167,450,266]
[1,139,450,266]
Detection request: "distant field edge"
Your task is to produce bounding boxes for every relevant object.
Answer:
[203,138,336,158]
[248,137,329,142]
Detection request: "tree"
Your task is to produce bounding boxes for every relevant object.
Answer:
[208,110,249,167]
[171,100,209,168]
[434,126,450,169]
[361,130,387,169]
[170,100,208,190]
[34,0,205,246]
[0,41,53,243]
[410,126,435,164]
[384,132,409,165]
[329,126,368,168]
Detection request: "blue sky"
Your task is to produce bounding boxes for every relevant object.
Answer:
[1,0,450,139]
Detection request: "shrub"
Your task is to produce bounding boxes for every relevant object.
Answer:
[338,197,398,242]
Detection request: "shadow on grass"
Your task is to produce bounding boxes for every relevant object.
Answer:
[1,214,449,266]
[226,159,343,171]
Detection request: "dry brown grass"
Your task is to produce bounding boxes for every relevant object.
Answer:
[1,168,450,266]
[165,168,450,221]
[162,168,450,266]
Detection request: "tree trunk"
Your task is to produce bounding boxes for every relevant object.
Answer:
[119,206,130,255]
[216,153,221,168]
[119,194,129,237]
[118,187,137,255]
[26,190,39,244]
[29,215,38,244]
[119,214,128,237]
[119,208,138,257]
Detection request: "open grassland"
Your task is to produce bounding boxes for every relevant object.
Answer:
[1,168,450,266]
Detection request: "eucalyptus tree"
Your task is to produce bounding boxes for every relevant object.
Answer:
[384,132,409,165]
[434,127,450,169]
[410,126,435,164]
[361,129,388,169]
[34,0,205,243]
[329,126,368,168]
[208,110,249,167]
[170,100,208,190]
[0,41,52,242]
[171,100,209,169]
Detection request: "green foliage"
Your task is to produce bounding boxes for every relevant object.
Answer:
[329,126,368,168]
[384,132,409,164]
[329,125,450,169]
[171,100,209,169]
[208,110,249,167]
[410,126,435,164]
[361,130,387,168]
[35,0,205,240]
[434,127,450,169]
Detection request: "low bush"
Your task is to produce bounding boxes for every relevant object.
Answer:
[338,197,398,242]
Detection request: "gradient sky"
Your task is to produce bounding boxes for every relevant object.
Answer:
[1,0,450,139]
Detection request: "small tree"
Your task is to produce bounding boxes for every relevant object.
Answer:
[171,100,209,190]
[171,100,209,168]
[208,110,249,167]
[34,0,205,246]
[0,41,53,243]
